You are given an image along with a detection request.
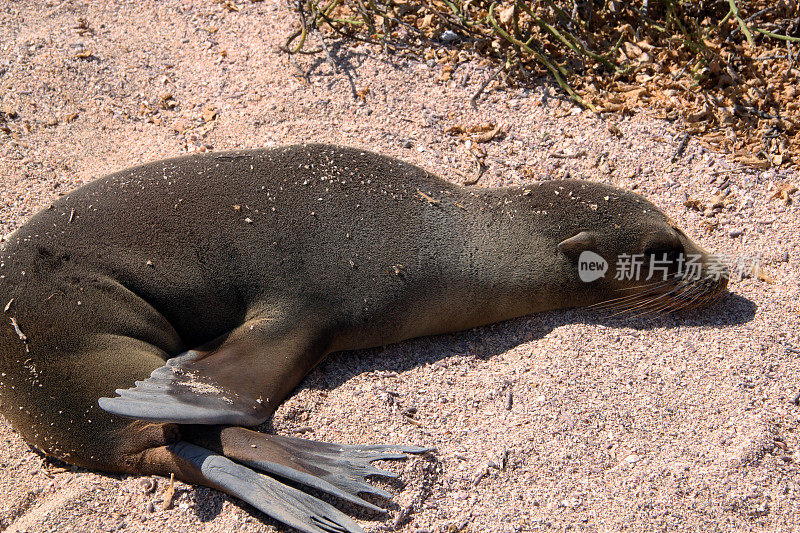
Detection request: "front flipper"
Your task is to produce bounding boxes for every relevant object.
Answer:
[99,317,329,425]
[99,351,269,425]
[171,441,364,533]
[198,427,430,513]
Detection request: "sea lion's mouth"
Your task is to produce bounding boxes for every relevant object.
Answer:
[589,267,729,317]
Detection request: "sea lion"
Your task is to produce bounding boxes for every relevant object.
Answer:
[0,144,727,532]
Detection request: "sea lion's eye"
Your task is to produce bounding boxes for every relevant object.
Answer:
[644,246,680,260]
[642,233,682,260]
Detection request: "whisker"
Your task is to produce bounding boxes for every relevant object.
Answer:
[588,273,689,309]
[627,293,690,319]
[601,295,659,315]
[613,272,683,291]
[609,280,695,316]
[674,294,707,313]
[607,295,667,318]
[591,271,727,318]
[607,277,709,318]
[666,278,726,312]
[686,283,722,310]
[634,286,704,317]
[589,282,675,309]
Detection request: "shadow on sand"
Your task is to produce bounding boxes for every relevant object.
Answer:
[307,291,755,392]
[189,291,755,525]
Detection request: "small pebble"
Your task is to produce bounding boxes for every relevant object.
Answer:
[440,30,458,42]
[139,477,156,494]
[393,503,412,528]
[472,465,488,486]
[624,453,640,464]
[499,448,509,469]
[729,229,743,238]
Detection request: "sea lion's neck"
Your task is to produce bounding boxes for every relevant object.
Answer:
[447,186,582,327]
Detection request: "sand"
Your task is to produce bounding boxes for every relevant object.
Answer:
[1,1,799,532]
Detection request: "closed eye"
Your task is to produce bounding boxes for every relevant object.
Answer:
[645,247,681,261]
[642,231,682,260]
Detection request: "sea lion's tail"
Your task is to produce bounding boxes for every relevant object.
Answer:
[0,303,185,472]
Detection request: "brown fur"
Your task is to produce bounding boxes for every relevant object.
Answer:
[0,144,726,479]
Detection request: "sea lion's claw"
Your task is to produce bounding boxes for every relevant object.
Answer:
[312,515,354,533]
[98,352,269,426]
[170,441,364,533]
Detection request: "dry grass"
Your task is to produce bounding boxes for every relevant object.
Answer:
[284,0,800,170]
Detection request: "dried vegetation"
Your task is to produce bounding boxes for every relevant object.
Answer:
[284,0,800,169]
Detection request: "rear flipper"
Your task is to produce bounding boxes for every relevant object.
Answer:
[171,441,363,533]
[164,432,429,533]
[186,427,430,512]
[98,350,272,426]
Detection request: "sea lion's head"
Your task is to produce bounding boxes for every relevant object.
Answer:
[525,180,728,315]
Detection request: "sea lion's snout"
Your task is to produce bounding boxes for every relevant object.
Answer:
[626,224,729,314]
[675,236,729,308]
[586,234,729,316]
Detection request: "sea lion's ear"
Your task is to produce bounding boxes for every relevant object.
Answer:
[558,231,596,260]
